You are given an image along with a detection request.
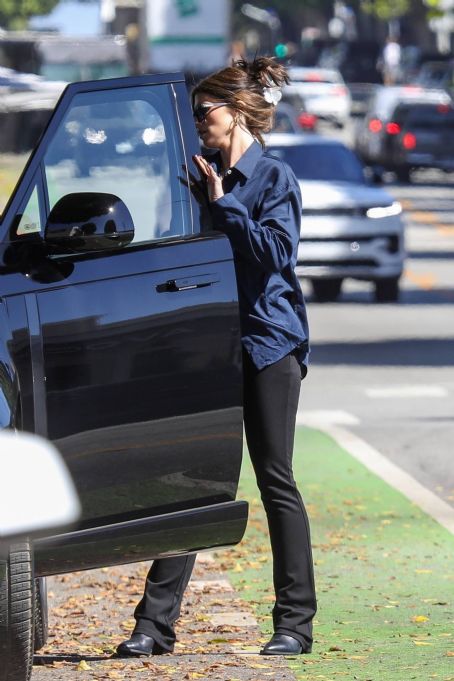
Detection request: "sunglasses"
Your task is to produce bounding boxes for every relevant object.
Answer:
[192,102,228,123]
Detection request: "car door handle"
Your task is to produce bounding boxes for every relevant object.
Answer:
[156,274,219,293]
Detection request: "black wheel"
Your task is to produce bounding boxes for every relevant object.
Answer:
[395,166,411,183]
[33,577,48,652]
[375,277,400,302]
[0,541,34,681]
[311,278,343,302]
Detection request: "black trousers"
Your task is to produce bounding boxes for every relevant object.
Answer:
[133,350,317,651]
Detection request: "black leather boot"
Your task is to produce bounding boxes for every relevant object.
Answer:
[260,633,311,655]
[116,633,167,657]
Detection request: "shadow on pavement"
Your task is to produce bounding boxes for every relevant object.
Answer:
[311,337,454,366]
[306,286,454,305]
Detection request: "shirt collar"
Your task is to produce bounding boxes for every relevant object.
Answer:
[233,140,263,179]
[210,140,263,179]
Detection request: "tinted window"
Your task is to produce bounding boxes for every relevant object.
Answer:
[273,109,297,133]
[267,143,365,183]
[42,84,189,244]
[394,103,454,129]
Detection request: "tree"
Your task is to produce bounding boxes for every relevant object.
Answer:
[0,0,60,30]
[359,0,443,21]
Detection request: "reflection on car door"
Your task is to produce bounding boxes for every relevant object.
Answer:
[0,75,243,531]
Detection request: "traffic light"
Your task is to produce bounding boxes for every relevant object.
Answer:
[274,43,288,58]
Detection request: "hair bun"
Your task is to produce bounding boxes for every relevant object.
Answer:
[233,56,289,89]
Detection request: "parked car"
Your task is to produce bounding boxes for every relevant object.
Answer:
[0,72,248,677]
[273,101,317,133]
[265,133,405,302]
[0,431,80,681]
[354,84,452,179]
[284,66,352,128]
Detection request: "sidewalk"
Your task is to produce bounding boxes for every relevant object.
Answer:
[32,426,453,680]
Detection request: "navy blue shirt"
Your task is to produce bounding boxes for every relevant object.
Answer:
[207,140,310,375]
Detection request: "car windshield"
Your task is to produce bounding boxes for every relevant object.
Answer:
[266,143,365,183]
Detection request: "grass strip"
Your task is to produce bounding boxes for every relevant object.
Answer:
[220,426,454,681]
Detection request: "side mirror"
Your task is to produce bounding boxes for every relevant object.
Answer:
[0,431,80,541]
[44,192,134,253]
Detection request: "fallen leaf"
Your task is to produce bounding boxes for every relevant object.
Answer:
[413,641,433,646]
[412,615,430,623]
[77,660,92,671]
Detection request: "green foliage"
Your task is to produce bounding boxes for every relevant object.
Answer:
[360,0,442,20]
[0,0,59,29]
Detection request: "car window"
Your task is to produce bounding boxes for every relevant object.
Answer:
[395,103,454,129]
[273,109,297,133]
[40,84,189,244]
[267,143,365,183]
[16,185,41,236]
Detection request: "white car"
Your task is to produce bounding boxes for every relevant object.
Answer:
[265,133,405,302]
[284,67,351,128]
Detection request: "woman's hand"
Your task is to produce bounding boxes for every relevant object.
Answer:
[193,155,224,203]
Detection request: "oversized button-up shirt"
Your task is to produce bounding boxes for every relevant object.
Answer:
[207,140,309,375]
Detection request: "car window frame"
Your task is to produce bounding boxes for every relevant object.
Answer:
[0,73,195,246]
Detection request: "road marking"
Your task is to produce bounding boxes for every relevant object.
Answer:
[437,225,454,237]
[298,411,454,536]
[404,268,436,290]
[365,385,448,398]
[408,211,439,224]
[297,410,360,426]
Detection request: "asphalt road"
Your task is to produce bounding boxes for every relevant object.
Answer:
[299,120,454,508]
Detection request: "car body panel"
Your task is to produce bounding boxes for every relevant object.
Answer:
[354,85,452,169]
[285,67,351,126]
[265,134,404,285]
[0,73,247,574]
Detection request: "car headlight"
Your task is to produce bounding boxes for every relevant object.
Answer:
[366,202,402,219]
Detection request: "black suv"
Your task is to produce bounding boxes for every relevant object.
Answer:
[383,100,454,181]
[0,73,248,680]
[354,85,453,181]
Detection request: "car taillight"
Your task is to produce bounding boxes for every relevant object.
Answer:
[386,122,401,135]
[368,118,382,133]
[298,112,317,130]
[402,132,417,150]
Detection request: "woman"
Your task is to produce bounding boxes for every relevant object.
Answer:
[117,56,316,658]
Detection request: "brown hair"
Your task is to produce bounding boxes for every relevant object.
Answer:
[191,56,289,147]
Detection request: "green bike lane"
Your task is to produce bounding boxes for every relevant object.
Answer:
[224,426,454,681]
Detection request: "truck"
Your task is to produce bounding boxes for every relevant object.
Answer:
[147,0,230,74]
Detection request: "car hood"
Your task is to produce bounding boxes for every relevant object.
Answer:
[298,180,394,209]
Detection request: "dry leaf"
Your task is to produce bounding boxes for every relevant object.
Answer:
[412,615,430,623]
[77,660,92,671]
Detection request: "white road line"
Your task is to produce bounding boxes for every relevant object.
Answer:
[297,410,360,426]
[298,411,454,536]
[365,385,448,398]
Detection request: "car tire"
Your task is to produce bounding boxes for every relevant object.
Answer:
[375,277,400,303]
[395,167,411,183]
[0,541,34,681]
[311,278,343,302]
[33,577,48,652]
